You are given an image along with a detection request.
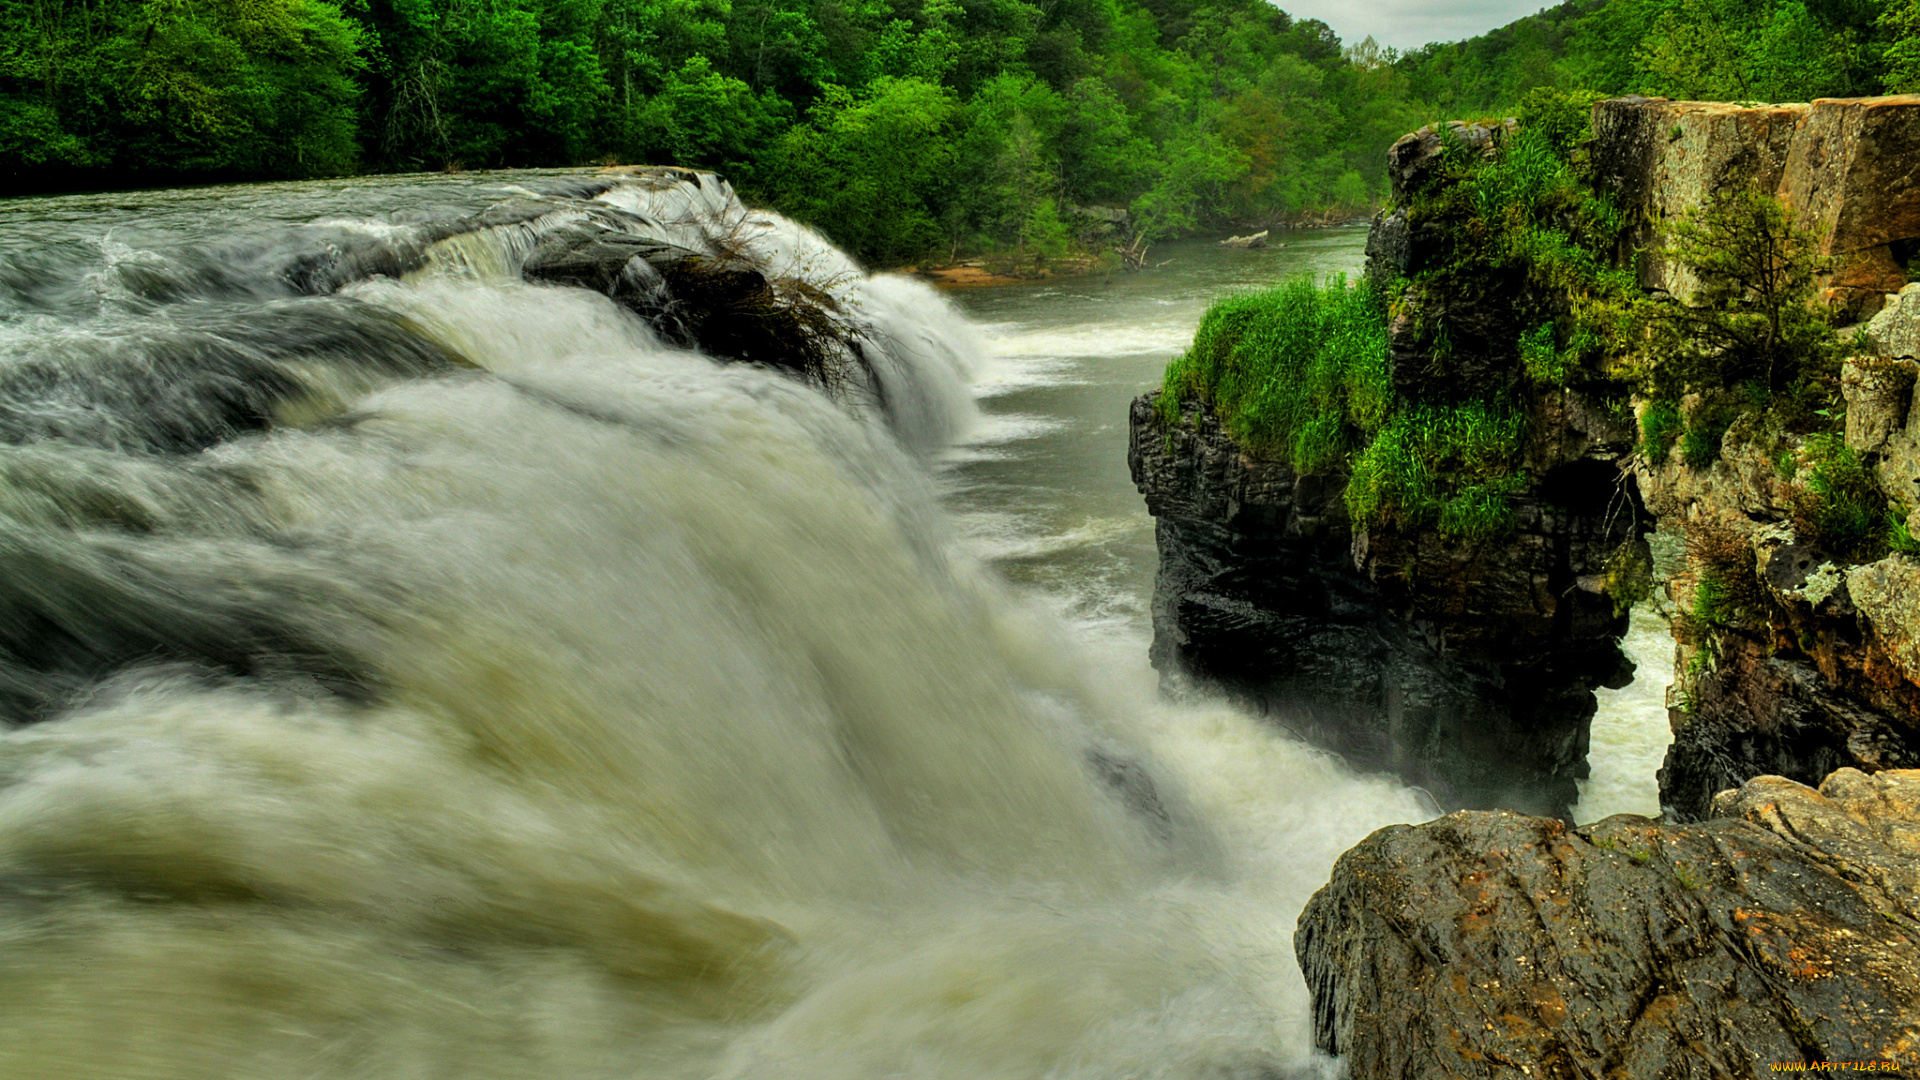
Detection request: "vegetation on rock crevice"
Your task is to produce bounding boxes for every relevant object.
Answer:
[1156,87,1636,543]
[1157,77,1917,563]
[1155,273,1389,473]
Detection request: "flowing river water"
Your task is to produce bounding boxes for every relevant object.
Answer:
[0,172,1667,1078]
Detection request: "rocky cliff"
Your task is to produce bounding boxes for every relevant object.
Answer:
[1130,393,1641,818]
[1277,96,1920,1078]
[1589,95,1920,319]
[1585,97,1920,821]
[1134,95,1920,827]
[1132,115,1650,821]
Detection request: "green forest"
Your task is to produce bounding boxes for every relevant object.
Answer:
[4,0,1920,264]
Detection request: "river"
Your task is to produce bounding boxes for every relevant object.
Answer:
[938,236,1673,827]
[0,172,1666,1078]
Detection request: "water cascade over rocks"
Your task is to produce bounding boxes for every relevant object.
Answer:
[0,170,1428,1077]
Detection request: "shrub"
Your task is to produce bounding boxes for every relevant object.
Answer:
[1634,184,1841,411]
[1794,433,1888,562]
[1158,275,1390,471]
[1685,519,1767,627]
[1680,406,1735,467]
[1640,401,1683,464]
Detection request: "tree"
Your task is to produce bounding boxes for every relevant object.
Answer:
[1638,184,1838,404]
[761,77,960,264]
[1885,0,1920,93]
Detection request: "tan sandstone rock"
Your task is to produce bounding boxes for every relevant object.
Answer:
[1592,95,1920,319]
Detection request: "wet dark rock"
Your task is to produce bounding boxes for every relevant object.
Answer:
[1129,394,1642,818]
[520,224,862,386]
[1296,768,1920,1079]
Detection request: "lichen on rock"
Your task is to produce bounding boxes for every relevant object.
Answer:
[1297,768,1920,1080]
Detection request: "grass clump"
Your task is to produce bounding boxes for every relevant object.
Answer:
[1640,401,1683,464]
[1344,400,1527,541]
[1158,274,1390,471]
[1680,406,1736,467]
[1683,519,1769,630]
[1794,434,1889,563]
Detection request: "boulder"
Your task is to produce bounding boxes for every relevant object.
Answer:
[1841,356,1918,455]
[1867,282,1920,358]
[1297,768,1920,1080]
[1387,120,1515,204]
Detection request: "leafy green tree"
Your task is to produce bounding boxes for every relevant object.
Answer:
[120,0,365,175]
[763,77,960,264]
[1637,184,1839,405]
[632,55,787,173]
[1885,0,1920,92]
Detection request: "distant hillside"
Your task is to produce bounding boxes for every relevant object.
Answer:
[1395,0,1913,116]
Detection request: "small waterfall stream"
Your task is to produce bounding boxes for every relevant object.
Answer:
[0,172,1662,1078]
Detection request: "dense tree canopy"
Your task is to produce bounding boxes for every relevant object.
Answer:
[5,0,1919,263]
[1397,0,1915,112]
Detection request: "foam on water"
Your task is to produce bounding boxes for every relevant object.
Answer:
[0,174,1430,1079]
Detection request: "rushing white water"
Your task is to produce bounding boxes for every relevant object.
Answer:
[0,173,1446,1078]
[1577,613,1675,822]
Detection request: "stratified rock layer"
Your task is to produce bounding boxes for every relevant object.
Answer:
[1130,394,1640,817]
[1297,768,1920,1079]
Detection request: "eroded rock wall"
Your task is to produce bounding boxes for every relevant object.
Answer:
[1591,95,1920,319]
[1130,391,1644,818]
[1297,768,1920,1079]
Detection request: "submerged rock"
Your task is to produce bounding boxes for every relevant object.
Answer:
[1297,768,1920,1079]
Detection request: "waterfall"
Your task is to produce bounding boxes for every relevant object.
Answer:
[0,170,1424,1079]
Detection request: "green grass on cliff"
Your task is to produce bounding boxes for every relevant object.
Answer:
[1345,400,1526,540]
[1157,275,1392,473]
[1157,274,1527,542]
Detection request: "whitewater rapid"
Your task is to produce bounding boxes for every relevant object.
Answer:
[0,172,1444,1078]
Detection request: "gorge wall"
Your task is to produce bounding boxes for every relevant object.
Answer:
[1586,96,1920,821]
[1133,95,1920,827]
[1252,95,1920,1078]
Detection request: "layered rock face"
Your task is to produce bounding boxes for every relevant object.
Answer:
[1590,95,1920,318]
[1133,115,1650,819]
[1131,394,1641,817]
[1137,96,1920,829]
[1286,98,1920,1078]
[1636,398,1920,821]
[1297,768,1920,1079]
[1597,97,1920,820]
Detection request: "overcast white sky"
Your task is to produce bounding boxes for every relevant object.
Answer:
[1278,0,1556,52]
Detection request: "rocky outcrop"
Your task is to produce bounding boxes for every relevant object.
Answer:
[283,167,865,388]
[1284,97,1920,1080]
[1590,95,1920,319]
[1296,768,1920,1079]
[1869,283,1920,358]
[1637,358,1920,821]
[1131,391,1644,818]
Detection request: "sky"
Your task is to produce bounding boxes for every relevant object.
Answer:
[1276,0,1557,52]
